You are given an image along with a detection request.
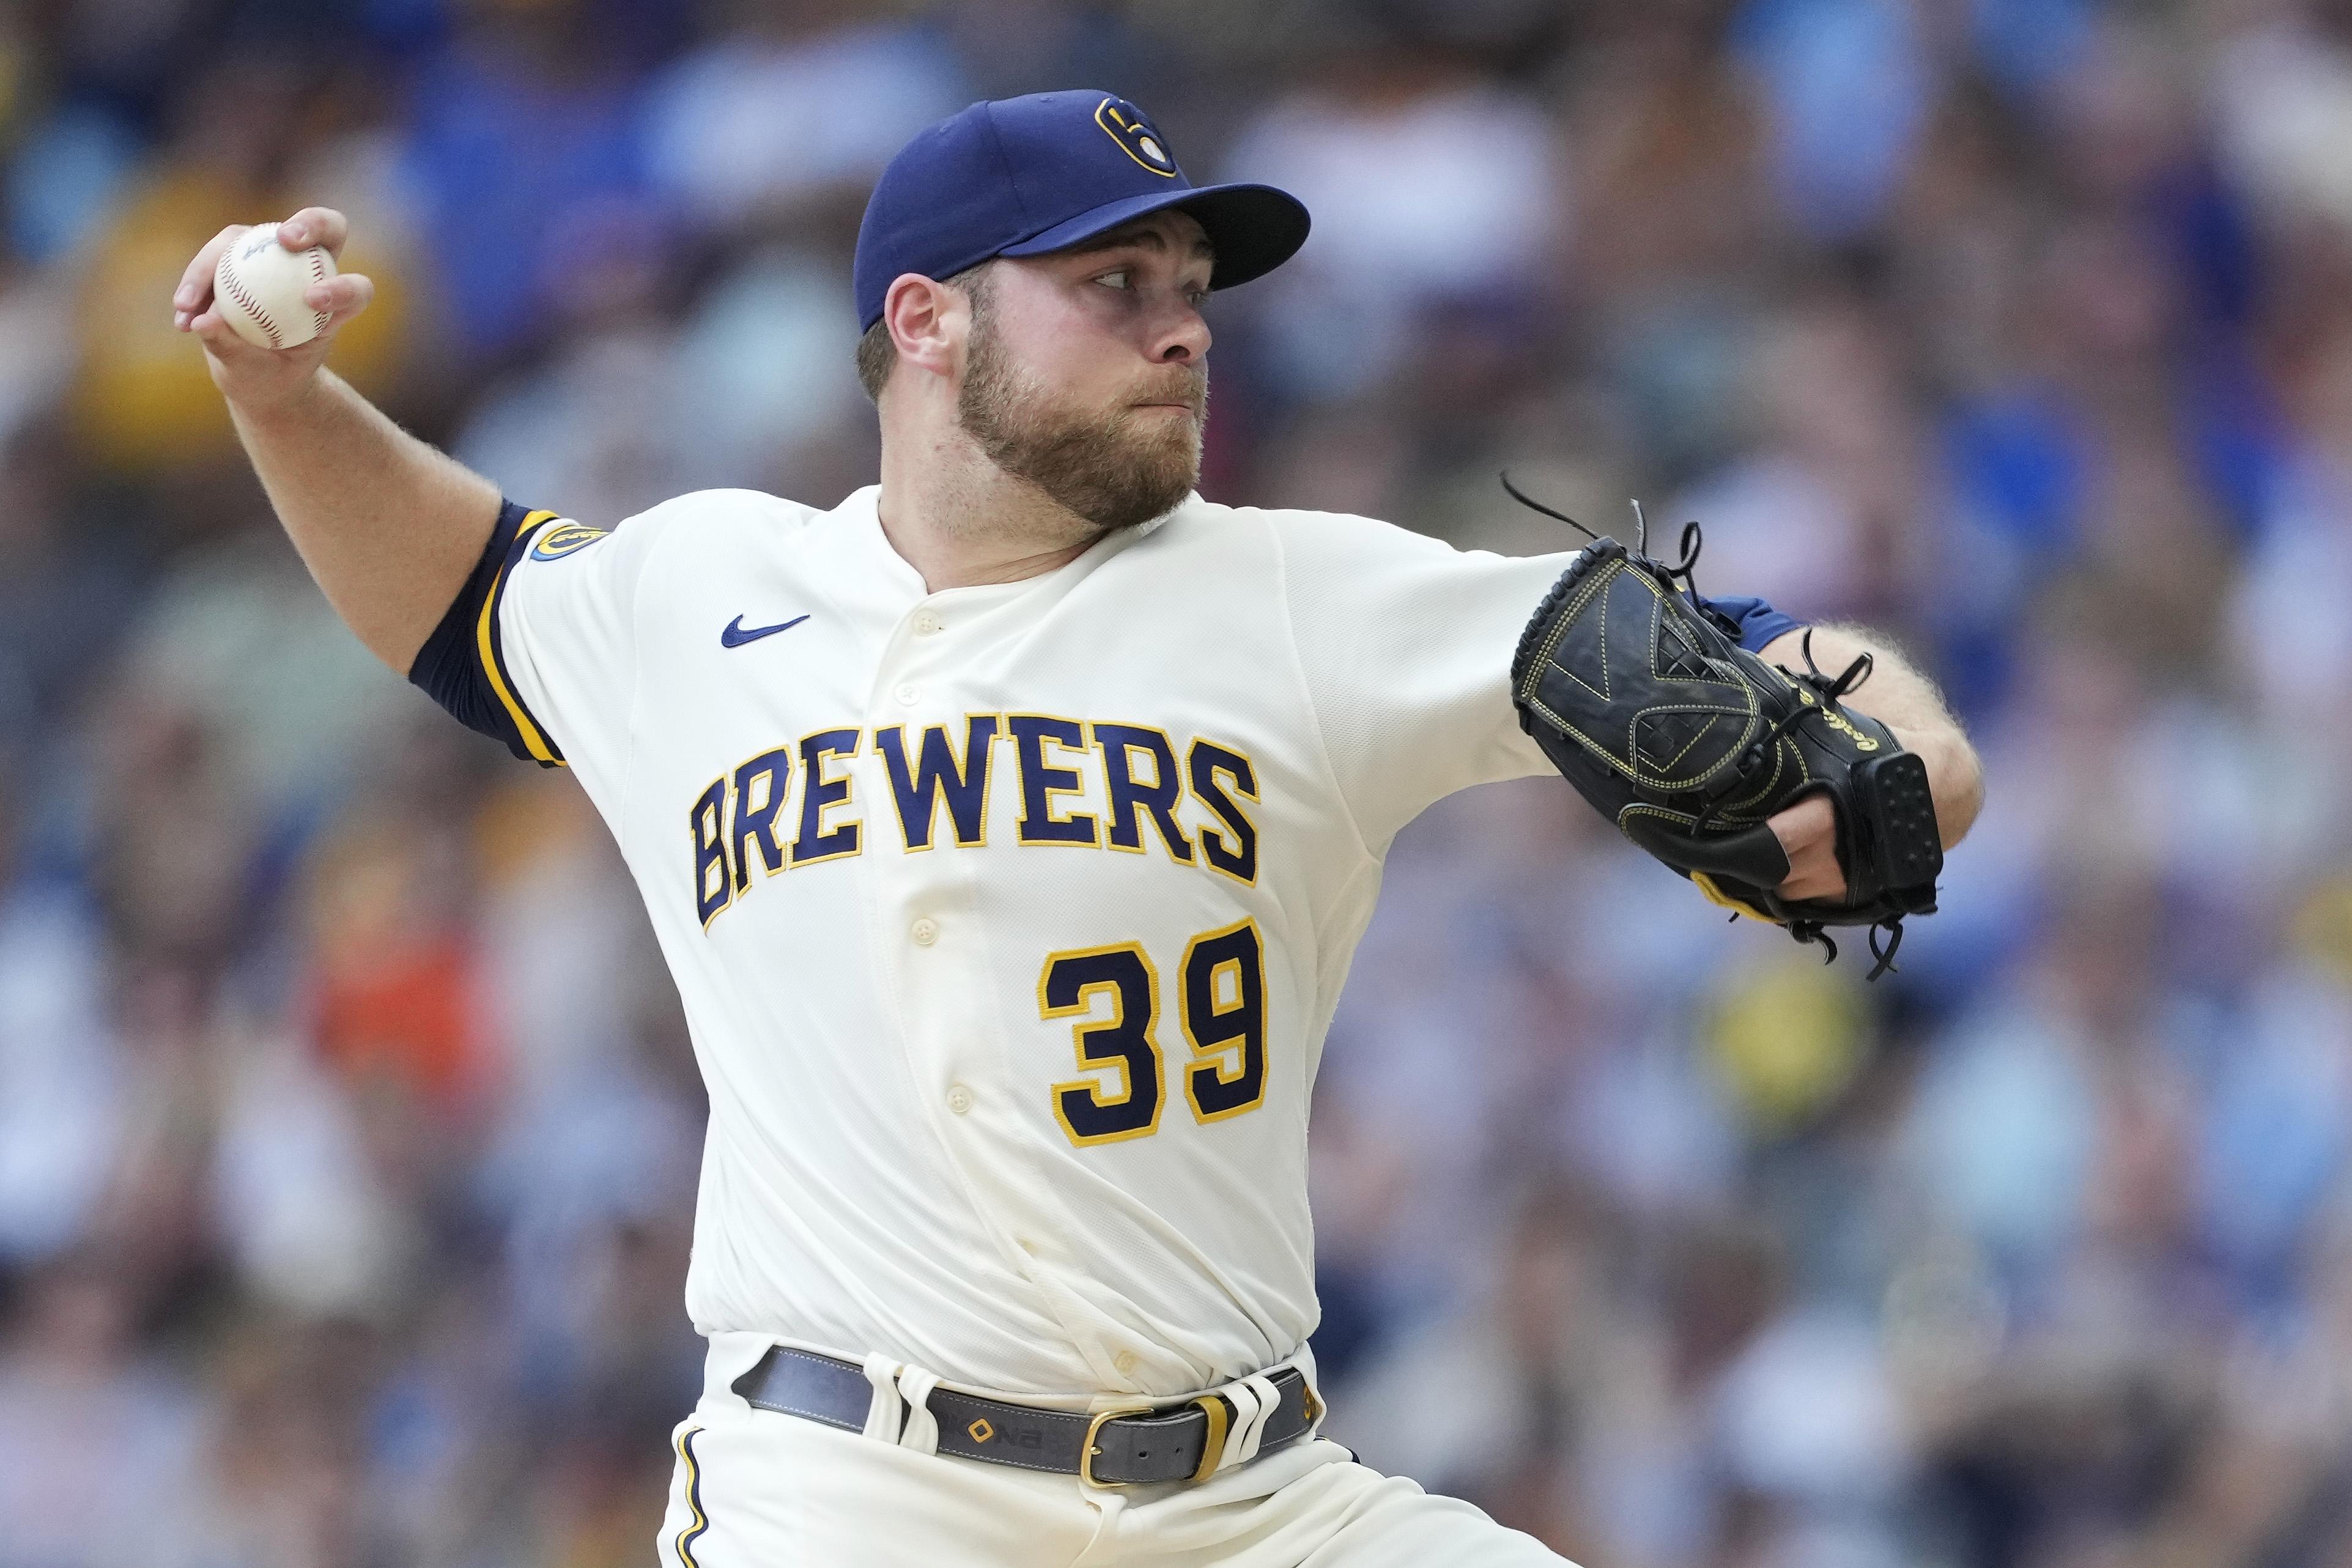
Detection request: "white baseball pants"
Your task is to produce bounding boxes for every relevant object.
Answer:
[654,1392,1572,1568]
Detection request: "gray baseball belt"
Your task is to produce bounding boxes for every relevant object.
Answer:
[732,1345,1320,1487]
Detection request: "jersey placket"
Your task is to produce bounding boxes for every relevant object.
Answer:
[860,592,1172,1393]
[861,605,1051,1301]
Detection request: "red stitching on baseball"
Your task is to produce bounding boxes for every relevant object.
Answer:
[218,261,283,349]
[306,247,329,335]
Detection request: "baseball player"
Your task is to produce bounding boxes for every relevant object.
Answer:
[175,91,1981,1566]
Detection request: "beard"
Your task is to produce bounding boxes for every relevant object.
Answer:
[957,301,1207,538]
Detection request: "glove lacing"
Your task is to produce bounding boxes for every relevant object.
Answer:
[1772,631,1913,978]
[1502,475,1916,981]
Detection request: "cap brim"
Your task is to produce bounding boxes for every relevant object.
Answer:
[998,182,1311,293]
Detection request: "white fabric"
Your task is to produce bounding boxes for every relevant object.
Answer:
[495,487,1572,1399]
[1074,1490,1130,1567]
[658,1397,1570,1567]
[894,1364,941,1457]
[860,1353,904,1444]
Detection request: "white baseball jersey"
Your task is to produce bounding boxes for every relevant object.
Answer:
[442,485,1574,1401]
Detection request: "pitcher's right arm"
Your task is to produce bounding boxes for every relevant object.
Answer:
[177,207,503,674]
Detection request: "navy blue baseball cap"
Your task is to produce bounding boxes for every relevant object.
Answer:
[854,89,1311,331]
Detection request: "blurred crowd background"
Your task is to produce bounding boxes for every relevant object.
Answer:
[7,0,2352,1564]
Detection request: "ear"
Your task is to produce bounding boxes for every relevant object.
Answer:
[883,273,966,383]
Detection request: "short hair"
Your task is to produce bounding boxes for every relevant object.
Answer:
[856,261,994,404]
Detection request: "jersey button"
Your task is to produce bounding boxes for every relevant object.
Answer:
[912,611,942,635]
[894,682,921,706]
[911,917,939,946]
[946,1085,973,1115]
[1113,1350,1139,1375]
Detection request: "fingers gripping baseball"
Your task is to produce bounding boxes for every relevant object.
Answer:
[175,209,375,404]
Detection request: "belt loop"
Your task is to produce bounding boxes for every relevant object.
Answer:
[1213,1378,1265,1474]
[1234,1374,1281,1466]
[860,1354,904,1444]
[895,1364,941,1456]
[1186,1394,1230,1483]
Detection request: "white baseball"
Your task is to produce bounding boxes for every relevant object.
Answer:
[213,221,336,350]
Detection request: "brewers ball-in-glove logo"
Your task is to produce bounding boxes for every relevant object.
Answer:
[1096,97,1179,177]
[1503,484,1943,978]
[529,522,610,561]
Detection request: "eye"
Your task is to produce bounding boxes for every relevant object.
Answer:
[1095,268,1132,290]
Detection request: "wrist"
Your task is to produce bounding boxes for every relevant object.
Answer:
[1887,722,1983,848]
[225,363,334,428]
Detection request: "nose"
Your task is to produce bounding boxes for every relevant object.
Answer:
[1153,299,1211,364]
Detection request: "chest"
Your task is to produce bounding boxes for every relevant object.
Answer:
[618,570,1336,932]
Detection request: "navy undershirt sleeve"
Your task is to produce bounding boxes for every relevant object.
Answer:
[1698,593,1805,655]
[407,499,564,766]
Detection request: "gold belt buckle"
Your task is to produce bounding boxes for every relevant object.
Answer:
[1083,1373,1310,1489]
[1079,1402,1159,1489]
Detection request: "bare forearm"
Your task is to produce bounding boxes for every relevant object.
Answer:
[1760,623,1984,848]
[176,207,504,675]
[229,369,500,672]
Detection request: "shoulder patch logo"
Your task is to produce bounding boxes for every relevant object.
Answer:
[1095,97,1178,178]
[530,522,609,561]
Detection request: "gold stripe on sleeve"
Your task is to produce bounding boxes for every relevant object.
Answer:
[476,508,564,766]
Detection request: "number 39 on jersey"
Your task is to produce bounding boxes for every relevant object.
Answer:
[1042,917,1267,1147]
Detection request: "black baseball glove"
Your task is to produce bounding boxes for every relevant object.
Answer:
[1504,489,1942,978]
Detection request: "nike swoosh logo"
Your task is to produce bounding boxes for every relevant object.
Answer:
[721,613,810,648]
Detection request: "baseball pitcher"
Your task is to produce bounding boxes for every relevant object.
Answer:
[175,90,1982,1567]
